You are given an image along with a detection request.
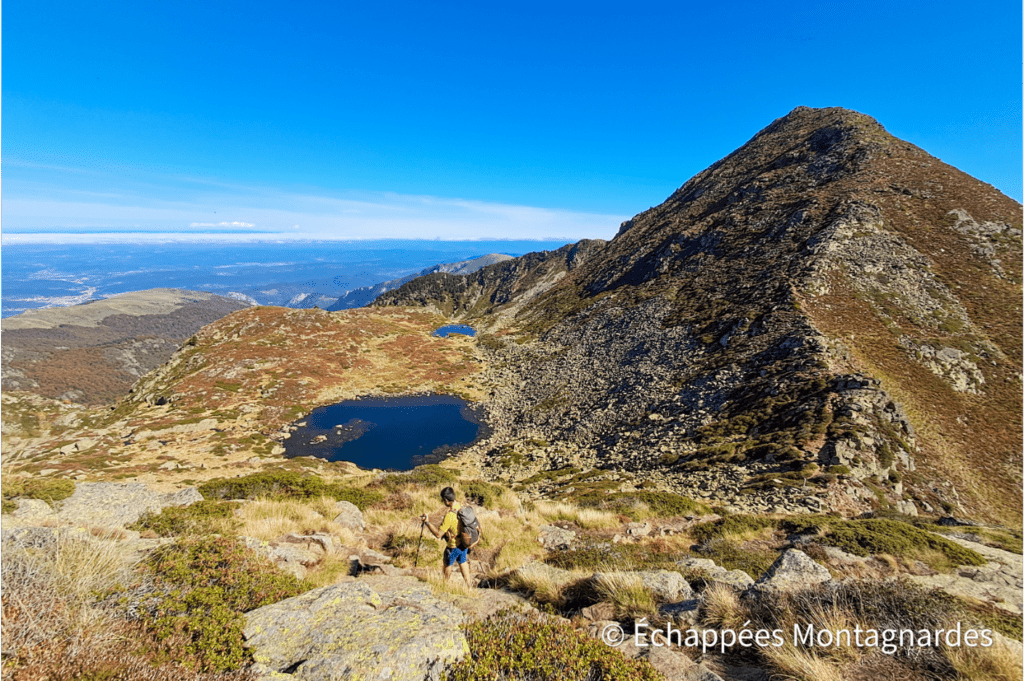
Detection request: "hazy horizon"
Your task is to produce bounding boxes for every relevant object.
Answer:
[3,2,1019,244]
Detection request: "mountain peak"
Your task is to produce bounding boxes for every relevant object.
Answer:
[378,107,1022,522]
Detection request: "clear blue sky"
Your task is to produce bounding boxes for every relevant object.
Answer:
[4,0,1020,242]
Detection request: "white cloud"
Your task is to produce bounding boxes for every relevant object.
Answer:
[188,221,256,228]
[2,186,625,244]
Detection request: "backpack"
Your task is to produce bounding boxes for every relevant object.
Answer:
[456,504,482,549]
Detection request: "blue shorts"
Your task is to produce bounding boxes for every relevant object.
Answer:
[444,546,469,566]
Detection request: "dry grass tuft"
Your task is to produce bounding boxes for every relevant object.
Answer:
[533,501,621,529]
[591,571,658,620]
[235,497,355,543]
[505,562,586,607]
[945,636,1023,681]
[761,645,848,681]
[1,529,139,660]
[700,582,746,630]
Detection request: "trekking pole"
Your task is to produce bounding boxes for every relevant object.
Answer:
[414,518,426,568]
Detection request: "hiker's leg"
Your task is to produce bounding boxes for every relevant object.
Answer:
[442,547,454,580]
[457,560,473,587]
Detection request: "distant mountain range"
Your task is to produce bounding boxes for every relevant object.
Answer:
[234,253,515,310]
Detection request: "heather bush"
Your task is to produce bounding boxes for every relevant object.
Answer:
[198,470,383,509]
[144,536,304,672]
[1,476,75,513]
[444,612,661,681]
[129,500,238,537]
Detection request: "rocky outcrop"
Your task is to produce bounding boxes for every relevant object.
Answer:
[53,482,202,529]
[612,633,725,681]
[752,549,832,593]
[905,536,1023,615]
[375,240,605,320]
[537,524,577,550]
[331,500,366,532]
[326,253,515,311]
[243,533,394,580]
[243,577,468,681]
[676,557,755,590]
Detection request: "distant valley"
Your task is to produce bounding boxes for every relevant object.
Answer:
[0,251,515,405]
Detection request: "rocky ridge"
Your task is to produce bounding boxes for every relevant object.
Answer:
[1,289,249,405]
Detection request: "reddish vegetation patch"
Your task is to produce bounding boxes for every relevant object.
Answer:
[128,306,483,436]
[13,348,135,405]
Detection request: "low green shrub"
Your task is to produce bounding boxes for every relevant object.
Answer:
[782,517,986,570]
[692,539,779,579]
[690,515,778,544]
[939,526,1023,555]
[574,490,709,520]
[129,500,238,537]
[1,477,75,512]
[461,480,504,508]
[369,464,460,492]
[332,486,385,510]
[830,519,986,566]
[518,467,580,486]
[197,470,383,509]
[198,470,328,500]
[444,612,661,681]
[144,536,303,672]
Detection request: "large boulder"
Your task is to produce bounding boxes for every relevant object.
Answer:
[331,500,365,532]
[538,524,576,550]
[592,569,694,602]
[243,577,467,681]
[55,483,202,529]
[753,549,832,592]
[676,557,755,590]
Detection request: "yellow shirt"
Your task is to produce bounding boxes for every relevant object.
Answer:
[437,501,461,548]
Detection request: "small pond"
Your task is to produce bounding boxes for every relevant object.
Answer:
[284,394,484,470]
[433,324,476,338]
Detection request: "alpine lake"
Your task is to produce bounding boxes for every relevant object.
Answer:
[283,325,483,470]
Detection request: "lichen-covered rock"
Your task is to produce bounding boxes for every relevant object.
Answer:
[54,482,202,529]
[12,498,55,520]
[538,524,576,550]
[677,557,754,590]
[243,578,467,681]
[243,536,321,579]
[753,549,831,592]
[331,500,365,532]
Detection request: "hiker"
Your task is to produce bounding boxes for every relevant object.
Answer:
[417,486,482,587]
